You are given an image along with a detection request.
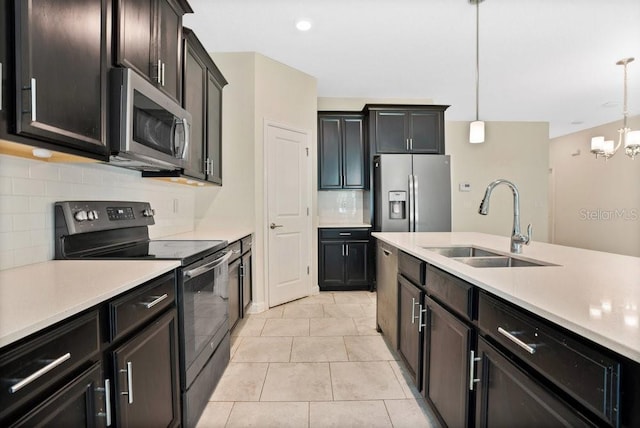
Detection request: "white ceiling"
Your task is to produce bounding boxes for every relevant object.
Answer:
[184,0,640,138]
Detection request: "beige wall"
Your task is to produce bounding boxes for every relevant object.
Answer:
[549,116,640,256]
[195,53,256,231]
[446,121,550,244]
[318,97,434,111]
[203,52,318,311]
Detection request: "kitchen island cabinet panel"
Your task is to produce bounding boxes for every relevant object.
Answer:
[397,274,423,386]
[474,337,594,428]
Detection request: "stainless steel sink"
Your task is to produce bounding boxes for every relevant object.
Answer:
[452,256,556,268]
[422,246,503,258]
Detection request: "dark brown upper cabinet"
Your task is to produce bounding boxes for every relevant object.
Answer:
[318,113,367,190]
[115,0,193,103]
[181,28,226,185]
[9,0,109,158]
[365,105,448,155]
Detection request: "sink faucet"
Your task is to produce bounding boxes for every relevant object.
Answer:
[478,179,532,254]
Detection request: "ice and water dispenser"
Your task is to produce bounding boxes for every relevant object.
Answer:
[388,191,406,219]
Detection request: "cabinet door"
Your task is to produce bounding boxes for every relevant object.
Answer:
[228,258,241,330]
[318,117,343,189]
[11,363,106,428]
[116,0,154,81]
[425,297,472,428]
[318,241,346,290]
[342,117,366,189]
[344,241,369,286]
[113,310,180,428]
[157,0,181,101]
[241,252,252,316]
[182,40,206,180]
[398,275,423,385]
[14,0,107,155]
[408,111,443,154]
[474,337,593,428]
[375,111,408,153]
[206,69,223,184]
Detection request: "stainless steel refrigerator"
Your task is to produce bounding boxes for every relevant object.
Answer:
[373,154,451,232]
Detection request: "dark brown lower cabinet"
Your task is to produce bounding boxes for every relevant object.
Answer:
[397,274,423,386]
[424,296,472,428]
[474,337,593,428]
[228,252,241,330]
[11,363,105,427]
[112,310,180,428]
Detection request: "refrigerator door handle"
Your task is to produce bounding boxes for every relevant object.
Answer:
[408,174,414,232]
[413,174,419,230]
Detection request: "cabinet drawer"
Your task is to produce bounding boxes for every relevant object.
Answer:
[0,310,100,421]
[398,251,425,286]
[426,265,474,321]
[109,272,176,342]
[478,292,620,425]
[241,235,252,254]
[319,228,370,240]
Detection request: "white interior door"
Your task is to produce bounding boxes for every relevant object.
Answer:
[266,122,311,307]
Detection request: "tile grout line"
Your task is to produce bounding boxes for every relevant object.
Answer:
[223,402,235,428]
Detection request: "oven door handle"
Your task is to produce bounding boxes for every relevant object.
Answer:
[184,250,233,279]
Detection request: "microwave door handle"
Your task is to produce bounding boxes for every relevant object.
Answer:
[173,118,189,159]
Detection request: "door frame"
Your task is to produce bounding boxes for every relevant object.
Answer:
[262,119,313,308]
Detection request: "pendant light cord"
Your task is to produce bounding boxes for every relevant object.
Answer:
[475,0,480,122]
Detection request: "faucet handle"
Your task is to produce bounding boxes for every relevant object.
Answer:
[526,224,533,244]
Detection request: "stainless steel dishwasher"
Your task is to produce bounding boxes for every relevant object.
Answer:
[376,240,399,350]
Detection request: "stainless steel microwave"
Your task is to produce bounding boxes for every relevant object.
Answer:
[109,68,191,171]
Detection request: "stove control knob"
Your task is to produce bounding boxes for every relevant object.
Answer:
[142,208,155,217]
[74,210,88,222]
[88,210,98,221]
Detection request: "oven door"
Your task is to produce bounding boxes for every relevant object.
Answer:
[180,249,232,388]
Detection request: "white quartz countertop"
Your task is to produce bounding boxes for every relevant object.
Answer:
[0,260,180,349]
[372,232,640,363]
[318,223,372,228]
[162,227,253,244]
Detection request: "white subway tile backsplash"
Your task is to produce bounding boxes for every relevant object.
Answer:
[29,163,60,181]
[12,177,46,195]
[0,214,12,232]
[0,195,30,214]
[0,154,197,270]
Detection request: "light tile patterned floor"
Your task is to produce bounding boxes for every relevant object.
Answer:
[196,291,440,428]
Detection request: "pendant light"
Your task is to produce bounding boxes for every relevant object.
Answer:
[469,0,485,144]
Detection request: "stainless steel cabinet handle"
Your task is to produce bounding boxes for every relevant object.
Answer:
[143,293,168,309]
[339,232,351,236]
[30,78,37,121]
[161,62,165,86]
[411,297,416,324]
[157,59,162,83]
[418,305,427,332]
[410,138,414,150]
[469,350,481,390]
[498,327,536,354]
[121,361,134,404]
[406,138,409,151]
[270,223,283,229]
[97,378,112,426]
[345,244,349,257]
[9,352,71,393]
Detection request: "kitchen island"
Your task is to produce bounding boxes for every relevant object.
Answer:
[373,231,640,427]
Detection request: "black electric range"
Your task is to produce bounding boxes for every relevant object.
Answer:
[54,200,231,428]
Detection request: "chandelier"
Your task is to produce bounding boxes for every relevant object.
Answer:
[590,57,640,160]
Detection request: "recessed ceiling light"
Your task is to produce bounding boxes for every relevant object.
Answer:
[296,19,312,31]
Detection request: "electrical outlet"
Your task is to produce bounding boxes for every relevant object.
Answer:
[459,183,471,192]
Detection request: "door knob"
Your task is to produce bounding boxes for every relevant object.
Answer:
[270,223,283,229]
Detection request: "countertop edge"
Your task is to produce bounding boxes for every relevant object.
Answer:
[373,232,640,364]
